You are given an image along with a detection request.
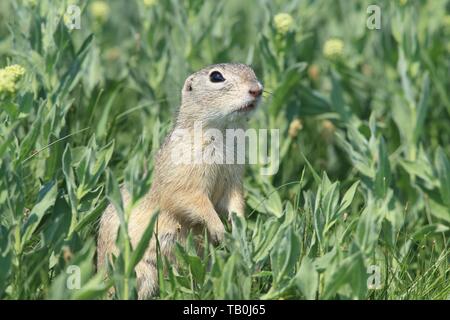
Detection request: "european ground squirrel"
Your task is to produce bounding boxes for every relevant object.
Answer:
[97,63,263,299]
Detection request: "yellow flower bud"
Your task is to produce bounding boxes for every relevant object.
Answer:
[105,47,121,61]
[288,118,303,138]
[323,38,344,60]
[321,120,336,141]
[143,0,157,7]
[274,13,294,35]
[307,64,320,81]
[0,64,26,94]
[90,1,110,22]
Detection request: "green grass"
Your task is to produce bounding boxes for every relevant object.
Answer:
[0,0,449,300]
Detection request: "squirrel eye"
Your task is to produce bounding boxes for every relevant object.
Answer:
[209,71,225,83]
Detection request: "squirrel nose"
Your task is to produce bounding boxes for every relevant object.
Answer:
[249,83,263,98]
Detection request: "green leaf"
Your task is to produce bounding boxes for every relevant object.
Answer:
[127,211,159,276]
[53,34,94,100]
[0,101,19,119]
[414,73,430,144]
[322,251,364,299]
[263,181,283,218]
[374,137,391,199]
[412,224,449,241]
[18,114,42,162]
[301,152,321,185]
[330,71,351,122]
[270,64,304,114]
[105,169,125,225]
[0,226,12,296]
[295,256,318,300]
[62,145,78,235]
[428,197,450,223]
[187,254,205,285]
[270,227,301,286]
[398,47,414,106]
[220,253,237,299]
[21,181,58,250]
[259,35,279,74]
[253,218,283,263]
[96,87,121,141]
[339,181,359,214]
[74,197,108,233]
[435,148,450,207]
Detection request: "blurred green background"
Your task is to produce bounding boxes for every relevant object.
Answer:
[0,0,449,299]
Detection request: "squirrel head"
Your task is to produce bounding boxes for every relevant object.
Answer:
[178,63,263,128]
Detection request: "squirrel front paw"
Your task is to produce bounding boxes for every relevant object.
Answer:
[207,222,225,245]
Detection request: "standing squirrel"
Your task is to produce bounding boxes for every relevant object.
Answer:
[97,63,263,299]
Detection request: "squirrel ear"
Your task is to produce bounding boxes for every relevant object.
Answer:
[184,77,193,92]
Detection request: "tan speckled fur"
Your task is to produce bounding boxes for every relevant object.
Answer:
[97,63,263,299]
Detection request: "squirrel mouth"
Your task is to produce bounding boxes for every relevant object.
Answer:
[236,101,257,113]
